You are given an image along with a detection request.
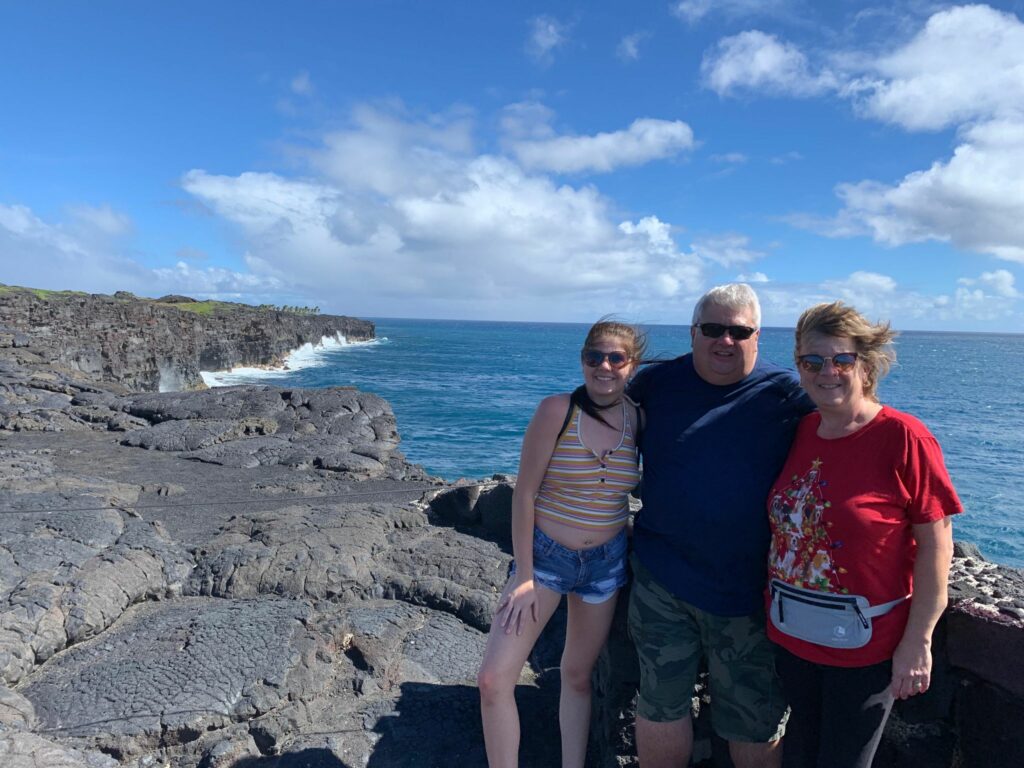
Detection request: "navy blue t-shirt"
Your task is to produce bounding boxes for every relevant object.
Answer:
[629,354,813,616]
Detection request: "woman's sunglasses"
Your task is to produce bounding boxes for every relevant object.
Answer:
[697,323,757,340]
[582,349,631,369]
[797,353,858,373]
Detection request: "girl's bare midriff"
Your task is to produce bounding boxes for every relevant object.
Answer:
[535,513,626,551]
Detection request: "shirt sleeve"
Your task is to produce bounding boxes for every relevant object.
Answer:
[771,366,815,415]
[901,432,964,524]
[627,366,650,404]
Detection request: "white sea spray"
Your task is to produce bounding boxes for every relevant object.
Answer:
[199,334,385,386]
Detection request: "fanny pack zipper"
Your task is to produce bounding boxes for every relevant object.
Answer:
[771,582,870,628]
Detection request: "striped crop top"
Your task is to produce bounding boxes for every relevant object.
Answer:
[534,401,641,531]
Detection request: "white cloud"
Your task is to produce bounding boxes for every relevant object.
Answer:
[752,269,1023,330]
[770,150,803,165]
[616,32,647,61]
[499,101,556,141]
[526,15,568,64]
[1,204,90,262]
[736,271,769,283]
[710,152,748,165]
[184,163,706,316]
[958,269,1019,298]
[811,270,1015,326]
[780,271,905,324]
[508,118,695,174]
[672,0,712,23]
[672,0,791,25]
[701,31,836,97]
[0,203,281,299]
[702,6,1024,124]
[66,204,133,236]
[0,204,141,295]
[824,270,897,297]
[178,107,714,319]
[290,71,314,96]
[1,103,732,321]
[713,7,1024,265]
[850,4,1024,131]
[753,278,937,329]
[309,104,475,197]
[150,260,286,297]
[182,171,343,237]
[949,272,1022,321]
[689,234,762,267]
[829,119,1024,262]
[175,246,209,262]
[756,272,945,327]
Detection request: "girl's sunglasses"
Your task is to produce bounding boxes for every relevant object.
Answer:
[582,349,631,369]
[797,352,858,373]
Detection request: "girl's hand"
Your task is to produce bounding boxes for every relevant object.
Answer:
[496,578,539,636]
[890,638,932,699]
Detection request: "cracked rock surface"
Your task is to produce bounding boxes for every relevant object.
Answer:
[23,598,316,752]
[0,328,562,767]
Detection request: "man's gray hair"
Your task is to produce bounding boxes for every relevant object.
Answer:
[691,283,762,328]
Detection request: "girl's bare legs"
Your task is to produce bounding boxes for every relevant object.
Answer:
[559,591,619,768]
[478,581,563,768]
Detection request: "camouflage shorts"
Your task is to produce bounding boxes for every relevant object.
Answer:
[627,554,787,743]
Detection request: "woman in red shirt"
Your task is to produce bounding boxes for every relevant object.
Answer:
[766,301,961,768]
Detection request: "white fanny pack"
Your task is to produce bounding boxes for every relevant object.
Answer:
[769,578,910,649]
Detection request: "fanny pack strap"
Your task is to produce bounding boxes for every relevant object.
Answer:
[861,594,911,618]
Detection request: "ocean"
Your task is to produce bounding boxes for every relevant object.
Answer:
[201,318,1024,569]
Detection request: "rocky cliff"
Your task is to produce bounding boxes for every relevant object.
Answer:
[0,286,374,392]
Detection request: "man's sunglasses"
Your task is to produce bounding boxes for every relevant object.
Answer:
[582,349,631,368]
[697,323,757,341]
[797,353,859,373]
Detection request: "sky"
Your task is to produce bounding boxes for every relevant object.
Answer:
[2,1,1024,331]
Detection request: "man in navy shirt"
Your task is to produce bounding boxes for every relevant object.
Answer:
[628,284,813,768]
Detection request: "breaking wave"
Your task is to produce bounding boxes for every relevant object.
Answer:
[200,335,387,387]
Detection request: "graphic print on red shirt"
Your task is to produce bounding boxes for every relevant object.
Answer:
[768,456,848,593]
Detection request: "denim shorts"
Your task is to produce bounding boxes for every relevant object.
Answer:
[509,526,629,604]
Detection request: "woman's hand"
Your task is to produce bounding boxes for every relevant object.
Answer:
[496,577,539,636]
[890,637,932,699]
[890,517,953,700]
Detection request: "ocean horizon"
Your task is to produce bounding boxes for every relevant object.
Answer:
[201,317,1024,569]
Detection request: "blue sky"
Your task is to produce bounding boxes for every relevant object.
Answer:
[2,1,1024,331]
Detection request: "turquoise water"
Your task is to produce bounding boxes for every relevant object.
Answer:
[205,318,1024,568]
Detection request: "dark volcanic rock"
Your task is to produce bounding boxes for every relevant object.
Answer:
[0,732,117,768]
[954,676,1024,767]
[0,287,374,391]
[0,450,194,686]
[0,333,538,766]
[22,597,319,757]
[188,504,413,602]
[945,553,1024,699]
[115,386,410,481]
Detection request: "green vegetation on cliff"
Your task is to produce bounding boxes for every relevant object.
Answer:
[153,300,231,315]
[0,284,89,300]
[0,284,319,316]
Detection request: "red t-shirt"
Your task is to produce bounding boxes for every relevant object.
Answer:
[765,406,962,666]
